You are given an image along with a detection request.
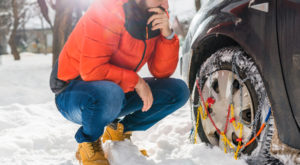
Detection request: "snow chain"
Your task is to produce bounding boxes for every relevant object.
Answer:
[191,54,272,160]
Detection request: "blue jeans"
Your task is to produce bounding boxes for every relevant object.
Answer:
[55,77,189,143]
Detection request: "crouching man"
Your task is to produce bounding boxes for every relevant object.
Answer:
[50,0,189,164]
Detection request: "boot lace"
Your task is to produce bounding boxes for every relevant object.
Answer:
[89,139,101,153]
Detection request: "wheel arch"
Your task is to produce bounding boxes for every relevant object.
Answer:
[188,34,239,91]
[188,33,300,150]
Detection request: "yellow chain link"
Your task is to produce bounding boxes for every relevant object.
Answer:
[221,133,235,150]
[199,104,207,120]
[194,106,200,144]
[194,103,245,160]
[234,123,243,159]
[194,104,208,143]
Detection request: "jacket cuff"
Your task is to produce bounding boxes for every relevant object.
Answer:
[164,30,176,40]
[160,34,178,44]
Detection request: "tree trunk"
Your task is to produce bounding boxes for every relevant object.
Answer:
[52,0,74,66]
[8,28,20,60]
[0,0,11,55]
[0,30,8,54]
[195,0,201,11]
[9,0,20,61]
[37,0,53,29]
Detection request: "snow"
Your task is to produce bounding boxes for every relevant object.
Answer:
[0,53,53,105]
[0,53,248,165]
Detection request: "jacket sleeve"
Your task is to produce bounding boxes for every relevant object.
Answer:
[79,0,139,93]
[147,35,180,78]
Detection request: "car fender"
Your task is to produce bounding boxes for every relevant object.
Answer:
[182,0,300,149]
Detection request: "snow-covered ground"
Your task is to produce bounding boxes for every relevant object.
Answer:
[0,53,247,165]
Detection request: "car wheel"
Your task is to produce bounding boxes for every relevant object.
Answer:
[190,47,283,164]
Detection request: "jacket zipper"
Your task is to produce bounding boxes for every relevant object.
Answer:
[134,27,148,72]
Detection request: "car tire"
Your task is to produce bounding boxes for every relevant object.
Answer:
[190,47,283,164]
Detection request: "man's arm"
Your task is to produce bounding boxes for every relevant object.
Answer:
[147,35,179,78]
[147,8,180,78]
[79,0,139,93]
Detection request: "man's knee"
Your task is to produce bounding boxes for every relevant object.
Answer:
[167,78,190,105]
[150,78,190,108]
[85,81,125,112]
[98,81,125,102]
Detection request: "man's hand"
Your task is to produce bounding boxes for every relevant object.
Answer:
[147,7,172,37]
[135,77,153,112]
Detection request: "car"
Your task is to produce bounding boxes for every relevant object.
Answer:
[181,0,300,164]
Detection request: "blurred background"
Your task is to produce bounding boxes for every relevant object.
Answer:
[0,0,199,64]
[0,0,200,106]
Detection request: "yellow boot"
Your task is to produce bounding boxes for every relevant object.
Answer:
[76,139,109,165]
[102,122,125,143]
[102,122,148,157]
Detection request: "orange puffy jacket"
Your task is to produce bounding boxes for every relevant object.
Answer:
[50,0,179,94]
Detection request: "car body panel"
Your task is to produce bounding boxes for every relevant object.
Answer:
[277,0,300,129]
[181,0,300,149]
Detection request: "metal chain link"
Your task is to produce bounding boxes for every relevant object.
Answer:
[232,54,262,130]
[190,53,265,154]
[190,71,204,143]
[231,53,266,156]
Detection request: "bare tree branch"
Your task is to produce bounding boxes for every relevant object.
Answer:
[9,0,21,60]
[37,0,53,29]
